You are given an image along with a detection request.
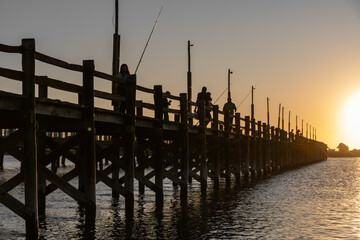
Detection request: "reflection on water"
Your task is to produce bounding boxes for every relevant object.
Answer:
[1,157,360,239]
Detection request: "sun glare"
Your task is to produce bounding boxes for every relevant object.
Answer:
[340,92,360,149]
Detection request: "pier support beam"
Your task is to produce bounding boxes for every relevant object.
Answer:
[124,75,136,215]
[22,38,39,238]
[80,60,96,222]
[211,106,220,188]
[154,85,164,205]
[180,93,189,198]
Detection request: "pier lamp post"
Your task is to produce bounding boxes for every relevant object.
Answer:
[187,40,194,113]
[251,86,255,121]
[228,69,233,100]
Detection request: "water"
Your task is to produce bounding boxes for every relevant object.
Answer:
[1,157,360,239]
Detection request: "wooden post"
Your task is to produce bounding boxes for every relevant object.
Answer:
[224,109,231,184]
[271,126,275,173]
[180,93,189,197]
[262,122,268,176]
[22,38,39,238]
[235,113,241,183]
[244,116,250,181]
[198,100,207,190]
[136,101,145,195]
[250,117,256,179]
[187,40,193,114]
[124,75,136,213]
[257,121,262,177]
[212,105,220,187]
[37,85,48,218]
[154,85,164,204]
[81,60,96,221]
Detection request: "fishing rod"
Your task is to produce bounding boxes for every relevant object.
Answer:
[134,6,163,74]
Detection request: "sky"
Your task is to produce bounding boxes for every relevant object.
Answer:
[1,0,360,149]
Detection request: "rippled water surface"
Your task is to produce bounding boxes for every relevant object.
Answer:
[1,157,360,239]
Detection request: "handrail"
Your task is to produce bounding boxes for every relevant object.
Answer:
[136,85,155,94]
[94,70,126,84]
[0,43,22,53]
[94,90,126,102]
[0,67,23,82]
[35,76,82,93]
[35,51,83,72]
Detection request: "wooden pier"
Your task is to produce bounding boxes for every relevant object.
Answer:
[0,39,327,238]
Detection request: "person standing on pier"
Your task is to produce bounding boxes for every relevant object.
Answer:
[196,87,212,126]
[116,63,131,113]
[162,91,172,122]
[223,98,237,126]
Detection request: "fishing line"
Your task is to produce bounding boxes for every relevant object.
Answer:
[134,5,163,74]
[213,82,233,104]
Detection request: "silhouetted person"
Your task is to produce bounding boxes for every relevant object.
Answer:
[196,87,212,126]
[116,64,130,113]
[163,91,172,122]
[223,98,237,126]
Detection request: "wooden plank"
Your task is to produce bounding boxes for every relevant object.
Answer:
[136,85,155,94]
[189,170,202,183]
[0,187,35,220]
[94,90,126,102]
[134,170,162,195]
[39,166,91,205]
[96,170,129,197]
[164,169,182,186]
[35,51,83,72]
[44,135,80,166]
[0,67,23,81]
[0,172,24,192]
[45,168,79,195]
[35,76,82,93]
[94,70,125,84]
[0,43,22,53]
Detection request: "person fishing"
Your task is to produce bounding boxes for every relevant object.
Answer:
[223,97,237,126]
[196,87,212,126]
[116,63,130,113]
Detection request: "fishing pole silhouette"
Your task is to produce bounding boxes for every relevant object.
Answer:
[134,6,163,74]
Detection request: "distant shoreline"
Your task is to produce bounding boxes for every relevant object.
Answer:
[327,151,360,158]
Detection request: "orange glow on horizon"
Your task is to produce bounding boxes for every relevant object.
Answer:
[339,91,360,150]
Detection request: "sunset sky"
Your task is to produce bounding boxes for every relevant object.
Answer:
[1,0,360,149]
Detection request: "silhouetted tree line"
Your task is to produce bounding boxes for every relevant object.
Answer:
[327,143,360,157]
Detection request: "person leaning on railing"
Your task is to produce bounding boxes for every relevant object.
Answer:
[116,63,131,113]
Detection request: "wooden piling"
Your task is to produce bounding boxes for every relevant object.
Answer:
[198,100,207,190]
[22,38,39,238]
[124,75,136,212]
[154,85,164,204]
[224,109,231,184]
[180,93,189,197]
[211,105,220,187]
[37,85,47,217]
[244,116,250,181]
[234,113,242,183]
[81,60,96,221]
